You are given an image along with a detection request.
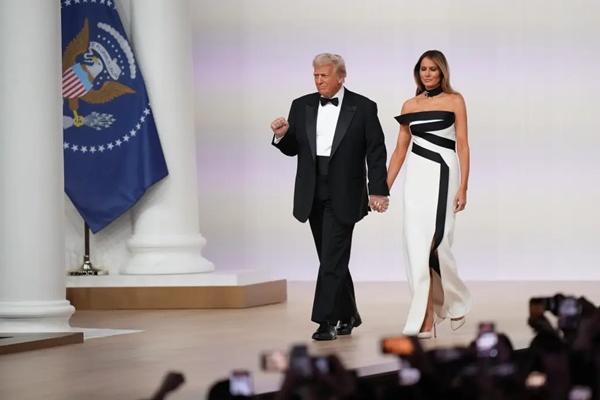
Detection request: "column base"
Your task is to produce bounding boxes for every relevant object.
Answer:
[122,234,215,274]
[0,300,75,332]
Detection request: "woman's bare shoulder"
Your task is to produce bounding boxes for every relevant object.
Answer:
[449,92,465,104]
[401,96,419,113]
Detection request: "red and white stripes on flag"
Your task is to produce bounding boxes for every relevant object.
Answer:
[62,65,92,99]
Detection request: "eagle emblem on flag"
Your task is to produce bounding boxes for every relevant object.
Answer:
[62,18,135,129]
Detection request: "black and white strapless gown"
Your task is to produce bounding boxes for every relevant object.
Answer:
[395,111,471,335]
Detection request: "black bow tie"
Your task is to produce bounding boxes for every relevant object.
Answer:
[320,97,339,107]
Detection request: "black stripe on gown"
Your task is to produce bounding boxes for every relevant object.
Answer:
[395,111,456,151]
[410,142,450,277]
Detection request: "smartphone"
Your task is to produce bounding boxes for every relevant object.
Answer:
[398,365,421,386]
[381,336,415,356]
[476,332,498,357]
[313,356,330,374]
[289,344,312,377]
[260,350,288,372]
[568,386,592,400]
[229,369,253,396]
[557,296,581,331]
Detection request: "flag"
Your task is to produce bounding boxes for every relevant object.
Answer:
[61,0,168,233]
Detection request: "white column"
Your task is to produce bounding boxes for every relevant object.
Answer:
[0,1,75,331]
[122,0,214,274]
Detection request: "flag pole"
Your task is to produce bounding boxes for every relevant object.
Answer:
[68,222,108,276]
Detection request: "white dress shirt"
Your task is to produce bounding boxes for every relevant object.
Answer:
[272,87,344,151]
[316,87,344,157]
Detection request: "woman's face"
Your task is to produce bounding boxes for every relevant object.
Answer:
[419,57,441,89]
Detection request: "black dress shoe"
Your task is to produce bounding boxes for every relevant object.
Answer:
[336,316,361,336]
[312,322,337,341]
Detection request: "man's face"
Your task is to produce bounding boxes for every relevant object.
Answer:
[313,63,343,98]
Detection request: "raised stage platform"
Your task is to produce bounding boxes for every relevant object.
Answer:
[1,281,598,399]
[66,270,286,309]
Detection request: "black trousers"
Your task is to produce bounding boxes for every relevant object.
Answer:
[309,158,361,324]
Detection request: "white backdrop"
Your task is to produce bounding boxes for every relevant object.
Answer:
[65,0,600,281]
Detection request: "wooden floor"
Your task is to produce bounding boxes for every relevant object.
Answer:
[0,281,598,400]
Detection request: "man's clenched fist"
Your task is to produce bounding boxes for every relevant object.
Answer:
[271,117,289,138]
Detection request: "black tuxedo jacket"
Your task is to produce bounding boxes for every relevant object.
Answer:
[273,88,388,225]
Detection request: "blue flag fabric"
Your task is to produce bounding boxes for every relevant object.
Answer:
[61,0,168,233]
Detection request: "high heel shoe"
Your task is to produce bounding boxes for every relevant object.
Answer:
[417,319,438,339]
[450,316,466,331]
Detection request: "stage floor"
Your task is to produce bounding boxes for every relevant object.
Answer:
[0,281,598,400]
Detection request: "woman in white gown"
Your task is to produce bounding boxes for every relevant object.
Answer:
[387,50,471,338]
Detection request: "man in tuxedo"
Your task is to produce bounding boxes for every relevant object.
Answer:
[270,53,389,340]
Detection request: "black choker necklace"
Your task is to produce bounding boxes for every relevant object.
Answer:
[423,86,443,97]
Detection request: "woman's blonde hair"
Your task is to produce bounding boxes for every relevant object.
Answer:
[413,50,457,96]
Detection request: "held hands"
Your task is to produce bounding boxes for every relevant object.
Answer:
[271,117,289,138]
[369,195,389,213]
[454,189,467,213]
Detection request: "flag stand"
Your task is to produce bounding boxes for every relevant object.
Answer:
[68,223,108,276]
